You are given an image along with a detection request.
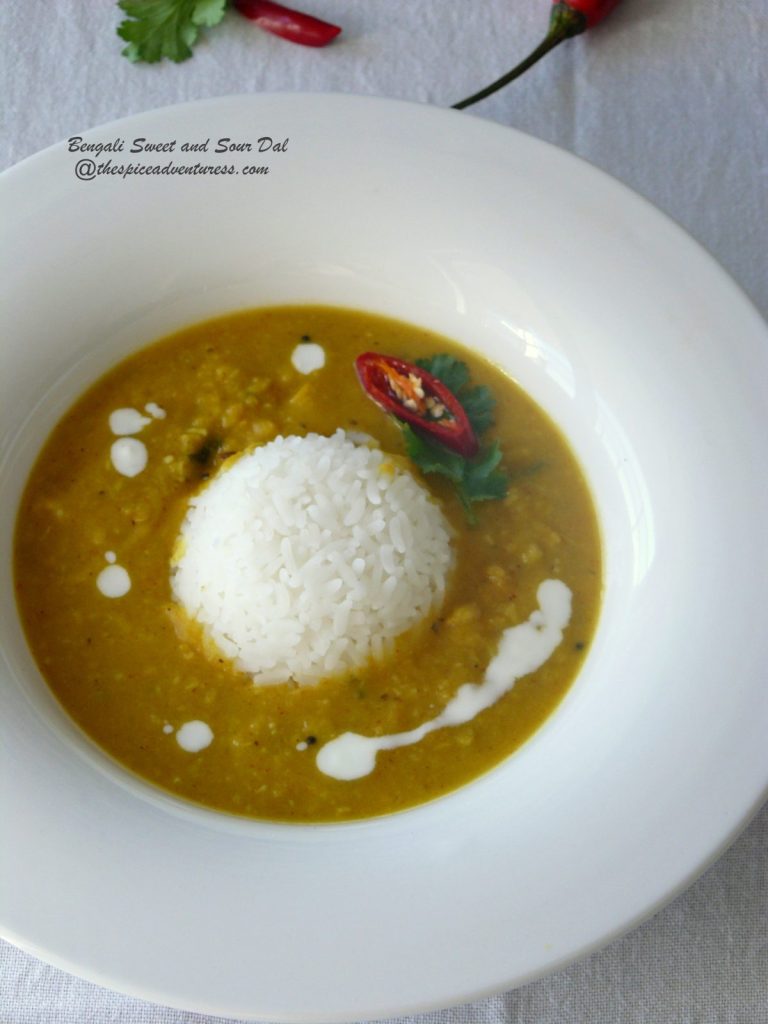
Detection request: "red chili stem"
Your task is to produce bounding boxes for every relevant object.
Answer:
[453,3,590,110]
[234,0,341,47]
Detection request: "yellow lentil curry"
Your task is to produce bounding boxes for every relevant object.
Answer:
[14,307,601,821]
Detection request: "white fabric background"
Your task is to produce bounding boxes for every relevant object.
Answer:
[1,0,766,1021]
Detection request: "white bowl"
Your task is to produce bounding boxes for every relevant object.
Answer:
[2,94,767,1021]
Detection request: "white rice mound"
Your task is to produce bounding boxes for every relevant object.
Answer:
[171,430,454,686]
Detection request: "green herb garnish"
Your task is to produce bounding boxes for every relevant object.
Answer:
[403,428,508,523]
[415,355,496,436]
[117,0,227,64]
[405,354,511,522]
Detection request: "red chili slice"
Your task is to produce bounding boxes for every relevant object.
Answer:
[355,353,479,458]
[234,0,341,47]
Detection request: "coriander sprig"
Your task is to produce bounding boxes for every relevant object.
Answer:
[403,428,509,523]
[407,354,510,523]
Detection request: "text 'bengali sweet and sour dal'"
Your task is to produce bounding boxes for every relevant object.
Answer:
[14,306,601,821]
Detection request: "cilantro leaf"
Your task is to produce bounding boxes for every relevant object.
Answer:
[403,426,466,483]
[403,427,510,524]
[455,441,509,523]
[415,354,470,396]
[462,441,508,502]
[415,353,496,436]
[457,383,495,436]
[117,0,227,64]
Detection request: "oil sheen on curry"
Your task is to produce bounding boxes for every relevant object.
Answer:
[14,306,601,822]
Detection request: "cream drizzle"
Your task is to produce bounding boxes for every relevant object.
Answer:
[315,579,572,781]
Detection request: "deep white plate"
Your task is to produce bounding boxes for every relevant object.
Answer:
[1,94,767,1021]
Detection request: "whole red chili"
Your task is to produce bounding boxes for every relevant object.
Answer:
[355,353,479,458]
[234,0,341,47]
[453,0,621,109]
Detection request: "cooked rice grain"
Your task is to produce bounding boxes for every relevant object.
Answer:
[171,430,453,685]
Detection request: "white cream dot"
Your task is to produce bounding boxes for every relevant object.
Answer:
[176,720,214,753]
[109,408,151,435]
[145,402,166,419]
[162,723,174,735]
[97,564,131,598]
[105,551,117,564]
[291,343,325,375]
[110,437,148,477]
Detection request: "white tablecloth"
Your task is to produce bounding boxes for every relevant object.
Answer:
[2,1,767,1020]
